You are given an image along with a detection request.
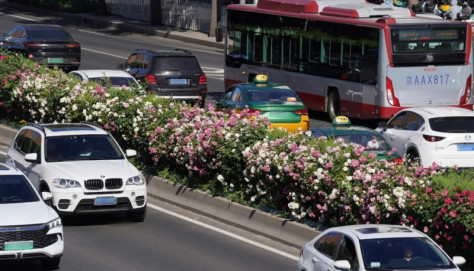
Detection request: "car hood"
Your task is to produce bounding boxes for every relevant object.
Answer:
[46,160,140,180]
[0,201,58,226]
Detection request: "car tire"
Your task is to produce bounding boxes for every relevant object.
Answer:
[41,257,61,269]
[126,207,147,222]
[406,150,420,165]
[328,91,341,121]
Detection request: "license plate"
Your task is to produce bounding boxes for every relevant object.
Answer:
[169,78,187,85]
[457,144,474,151]
[94,197,117,206]
[4,241,33,251]
[48,57,64,64]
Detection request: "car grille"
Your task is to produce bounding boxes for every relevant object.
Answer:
[84,178,123,190]
[0,225,58,250]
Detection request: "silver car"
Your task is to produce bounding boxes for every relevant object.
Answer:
[297,224,466,271]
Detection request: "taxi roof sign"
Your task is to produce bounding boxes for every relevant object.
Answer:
[332,116,351,126]
[253,74,268,83]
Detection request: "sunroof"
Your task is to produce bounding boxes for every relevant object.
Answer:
[357,226,413,234]
[44,124,96,132]
[0,165,9,171]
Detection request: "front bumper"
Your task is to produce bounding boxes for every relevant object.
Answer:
[51,186,147,215]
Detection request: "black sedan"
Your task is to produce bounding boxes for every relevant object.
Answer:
[0,24,81,71]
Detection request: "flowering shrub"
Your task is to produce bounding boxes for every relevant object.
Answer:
[0,56,472,269]
[147,106,270,194]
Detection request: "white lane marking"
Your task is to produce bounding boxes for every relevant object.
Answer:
[5,14,37,22]
[147,203,299,261]
[81,47,126,59]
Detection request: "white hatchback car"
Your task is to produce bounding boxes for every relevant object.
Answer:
[69,69,142,90]
[6,122,147,222]
[297,224,466,271]
[0,163,63,269]
[376,107,474,168]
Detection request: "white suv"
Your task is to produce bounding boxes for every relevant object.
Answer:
[6,122,147,222]
[0,163,63,269]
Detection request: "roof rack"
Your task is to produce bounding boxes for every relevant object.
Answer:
[174,48,192,55]
[27,123,45,133]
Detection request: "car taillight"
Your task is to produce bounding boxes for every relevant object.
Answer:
[423,135,445,142]
[294,108,308,115]
[386,77,400,106]
[199,74,207,84]
[23,42,42,47]
[145,74,157,84]
[460,75,472,105]
[389,157,404,164]
[66,42,81,48]
[247,109,262,114]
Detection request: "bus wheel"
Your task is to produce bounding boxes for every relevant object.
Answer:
[328,91,341,120]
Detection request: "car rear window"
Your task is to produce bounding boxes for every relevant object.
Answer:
[89,77,138,88]
[28,29,75,42]
[429,117,474,133]
[247,89,300,102]
[152,56,201,72]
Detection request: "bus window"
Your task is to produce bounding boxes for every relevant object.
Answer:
[270,36,281,66]
[283,36,298,70]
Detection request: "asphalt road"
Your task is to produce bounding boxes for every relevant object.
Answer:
[0,7,306,270]
[0,3,338,129]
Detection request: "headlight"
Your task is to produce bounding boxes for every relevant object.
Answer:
[52,178,81,188]
[47,218,62,230]
[126,175,145,185]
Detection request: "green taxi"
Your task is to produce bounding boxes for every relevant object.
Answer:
[216,75,309,132]
[310,116,402,162]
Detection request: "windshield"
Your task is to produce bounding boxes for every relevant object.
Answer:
[361,237,455,270]
[45,135,124,162]
[0,175,39,204]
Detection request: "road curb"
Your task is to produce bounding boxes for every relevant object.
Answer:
[146,175,319,249]
[0,124,319,248]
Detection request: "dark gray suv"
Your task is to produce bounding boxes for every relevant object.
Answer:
[119,49,207,106]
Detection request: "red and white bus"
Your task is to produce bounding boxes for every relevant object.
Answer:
[224,0,473,120]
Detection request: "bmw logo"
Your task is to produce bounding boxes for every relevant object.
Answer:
[466,135,471,141]
[100,175,106,178]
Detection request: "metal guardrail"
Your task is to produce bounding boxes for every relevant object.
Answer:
[104,0,225,34]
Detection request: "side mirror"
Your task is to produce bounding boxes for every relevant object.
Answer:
[117,63,124,70]
[452,256,466,266]
[378,121,388,129]
[126,149,137,158]
[333,260,351,271]
[42,191,53,201]
[25,153,39,163]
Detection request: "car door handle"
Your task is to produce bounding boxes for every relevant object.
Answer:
[407,136,412,140]
[311,257,319,263]
[390,135,396,140]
